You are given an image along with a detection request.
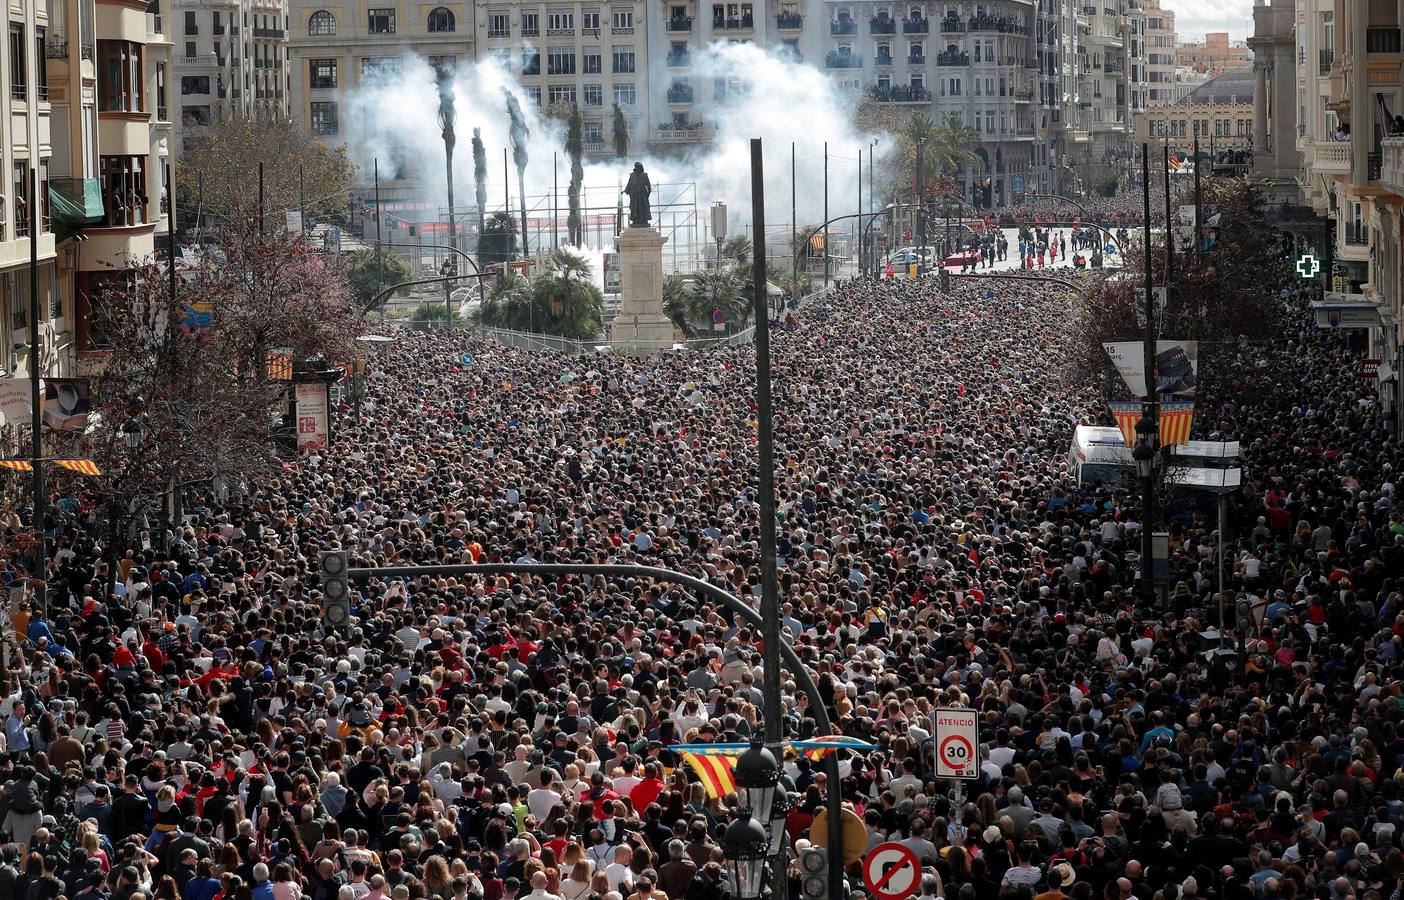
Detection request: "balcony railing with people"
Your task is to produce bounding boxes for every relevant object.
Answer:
[666,15,692,30]
[869,83,931,103]
[902,16,927,32]
[967,15,1027,34]
[667,85,693,102]
[936,49,968,65]
[714,13,753,29]
[831,18,856,34]
[908,52,925,64]
[876,51,892,65]
[871,15,896,32]
[666,50,690,66]
[776,12,802,28]
[825,50,861,67]
[939,15,963,32]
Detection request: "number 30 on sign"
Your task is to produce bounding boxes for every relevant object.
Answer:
[934,708,978,779]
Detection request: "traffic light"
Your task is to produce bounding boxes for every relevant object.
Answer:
[320,550,351,629]
[1235,598,1253,634]
[798,846,827,900]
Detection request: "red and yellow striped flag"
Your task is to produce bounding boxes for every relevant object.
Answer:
[54,459,101,476]
[0,460,33,472]
[680,750,739,799]
[1159,401,1195,447]
[1109,401,1140,449]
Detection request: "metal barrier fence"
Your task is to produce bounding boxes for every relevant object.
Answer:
[681,285,836,350]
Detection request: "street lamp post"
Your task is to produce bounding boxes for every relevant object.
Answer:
[1137,142,1160,606]
[722,815,772,900]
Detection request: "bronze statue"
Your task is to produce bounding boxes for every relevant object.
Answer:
[622,162,651,227]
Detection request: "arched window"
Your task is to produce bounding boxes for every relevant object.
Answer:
[308,10,336,34]
[427,6,455,31]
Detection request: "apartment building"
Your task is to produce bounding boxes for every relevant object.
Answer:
[1073,0,1140,161]
[284,0,471,203]
[1178,30,1251,75]
[171,0,290,157]
[1281,0,1404,427]
[1142,0,1173,105]
[0,0,170,380]
[476,0,650,152]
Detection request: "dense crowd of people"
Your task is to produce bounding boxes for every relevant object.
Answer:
[0,259,1397,900]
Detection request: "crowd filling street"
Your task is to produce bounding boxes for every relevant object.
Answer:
[0,257,1397,900]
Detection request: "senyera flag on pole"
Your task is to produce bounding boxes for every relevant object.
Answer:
[675,738,878,799]
[0,458,101,475]
[1107,401,1195,448]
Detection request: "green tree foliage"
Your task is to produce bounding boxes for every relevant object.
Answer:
[478,249,603,339]
[479,212,518,266]
[346,247,412,311]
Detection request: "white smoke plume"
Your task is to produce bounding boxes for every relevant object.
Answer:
[346,42,888,257]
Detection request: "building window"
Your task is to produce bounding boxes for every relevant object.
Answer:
[547,48,575,74]
[310,100,338,134]
[367,8,395,33]
[548,84,575,104]
[181,75,210,94]
[34,27,46,101]
[12,161,29,237]
[583,83,602,105]
[612,45,634,73]
[308,10,336,34]
[521,12,538,35]
[156,62,167,119]
[488,11,509,35]
[613,82,635,105]
[98,40,144,112]
[612,9,632,29]
[522,50,539,75]
[184,10,196,33]
[525,85,541,104]
[181,105,210,126]
[427,7,455,32]
[310,57,336,88]
[100,154,149,227]
[582,10,599,29]
[184,40,194,57]
[548,10,573,30]
[10,24,27,101]
[583,49,601,73]
[583,121,602,143]
[361,57,401,79]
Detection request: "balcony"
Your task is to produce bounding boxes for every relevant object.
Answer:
[936,50,969,65]
[1380,138,1404,195]
[310,76,335,89]
[1367,27,1400,54]
[1312,140,1350,174]
[825,51,861,68]
[869,84,930,103]
[653,122,712,143]
[902,17,928,33]
[1346,222,1367,245]
[871,16,895,32]
[213,23,224,34]
[967,16,1027,34]
[666,51,690,66]
[44,34,67,58]
[666,16,692,30]
[908,53,925,64]
[831,19,856,34]
[938,15,963,32]
[666,85,693,102]
[776,12,802,29]
[1013,85,1035,100]
[875,52,892,65]
[1318,48,1332,75]
[714,14,752,29]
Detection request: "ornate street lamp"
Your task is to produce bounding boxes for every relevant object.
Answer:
[734,740,779,823]
[722,814,771,900]
[766,783,791,857]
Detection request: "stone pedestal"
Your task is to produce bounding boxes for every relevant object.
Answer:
[614,225,677,353]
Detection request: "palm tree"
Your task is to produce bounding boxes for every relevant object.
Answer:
[479,271,536,331]
[534,248,604,338]
[901,112,936,253]
[931,113,981,202]
[612,104,629,159]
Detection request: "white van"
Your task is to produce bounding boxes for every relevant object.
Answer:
[1069,425,1135,486]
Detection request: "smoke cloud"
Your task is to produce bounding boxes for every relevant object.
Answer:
[346,42,888,260]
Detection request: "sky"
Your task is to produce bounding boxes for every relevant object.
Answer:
[1167,0,1254,43]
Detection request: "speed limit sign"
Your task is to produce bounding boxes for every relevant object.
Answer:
[934,707,978,779]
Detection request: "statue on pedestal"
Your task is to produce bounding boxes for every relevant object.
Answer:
[622,162,652,228]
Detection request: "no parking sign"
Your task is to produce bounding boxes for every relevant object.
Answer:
[934,707,978,779]
[863,842,921,900]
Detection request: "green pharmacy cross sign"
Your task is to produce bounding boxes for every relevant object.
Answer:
[1297,253,1321,279]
